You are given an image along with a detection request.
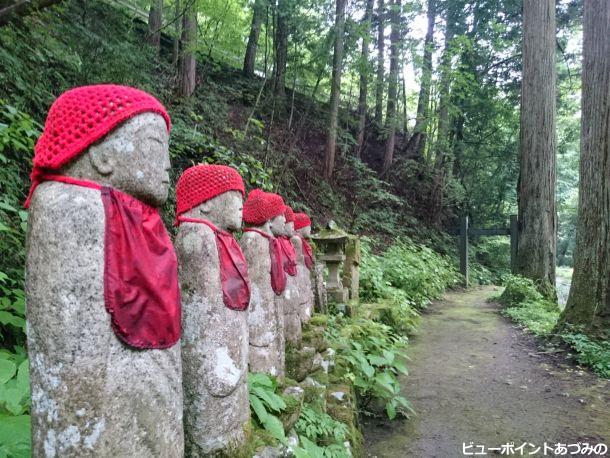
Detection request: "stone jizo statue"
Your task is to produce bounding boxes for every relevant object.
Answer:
[241,189,287,377]
[275,205,302,345]
[174,164,251,456]
[25,84,183,457]
[294,212,315,323]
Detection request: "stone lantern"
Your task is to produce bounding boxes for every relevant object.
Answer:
[312,221,349,304]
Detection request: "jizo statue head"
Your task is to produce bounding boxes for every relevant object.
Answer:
[283,205,296,237]
[294,213,312,238]
[62,113,170,207]
[26,84,172,208]
[242,189,286,235]
[175,164,246,232]
[298,225,311,238]
[269,214,287,237]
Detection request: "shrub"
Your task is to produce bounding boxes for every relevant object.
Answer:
[325,315,414,420]
[497,275,545,307]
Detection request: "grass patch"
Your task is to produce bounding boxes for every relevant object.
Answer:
[496,275,610,378]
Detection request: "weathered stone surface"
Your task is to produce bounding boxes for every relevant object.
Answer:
[272,217,301,345]
[280,386,304,432]
[302,325,328,353]
[342,236,360,302]
[175,193,250,456]
[285,346,316,382]
[241,221,285,378]
[312,263,328,314]
[25,113,184,457]
[291,236,315,326]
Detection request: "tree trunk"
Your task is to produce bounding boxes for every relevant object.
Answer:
[355,0,375,158]
[147,0,163,51]
[273,0,288,99]
[178,0,197,98]
[374,0,385,127]
[405,0,436,159]
[0,0,64,26]
[516,0,557,295]
[323,0,347,179]
[382,0,401,173]
[244,0,266,77]
[172,0,181,66]
[559,0,610,333]
[428,6,455,225]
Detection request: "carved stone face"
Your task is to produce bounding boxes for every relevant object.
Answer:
[187,190,243,232]
[298,226,311,238]
[62,113,171,207]
[285,221,295,237]
[269,214,286,237]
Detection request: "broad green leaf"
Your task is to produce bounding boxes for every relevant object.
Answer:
[252,386,285,412]
[392,359,408,375]
[0,414,30,458]
[261,413,286,442]
[249,394,268,423]
[386,401,396,419]
[0,360,16,384]
[0,311,25,330]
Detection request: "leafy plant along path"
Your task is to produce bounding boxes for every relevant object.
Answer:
[364,287,610,457]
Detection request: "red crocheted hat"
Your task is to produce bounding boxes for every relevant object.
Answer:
[294,213,312,230]
[284,205,295,223]
[243,189,285,225]
[175,164,245,217]
[34,84,171,171]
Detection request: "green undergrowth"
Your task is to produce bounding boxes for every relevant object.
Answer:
[322,236,460,420]
[248,372,354,457]
[496,275,610,378]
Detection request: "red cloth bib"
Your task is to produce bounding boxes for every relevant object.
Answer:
[244,228,286,295]
[32,174,181,350]
[176,216,250,311]
[278,236,298,277]
[301,237,315,271]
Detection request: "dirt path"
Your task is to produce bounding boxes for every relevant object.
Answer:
[364,286,610,457]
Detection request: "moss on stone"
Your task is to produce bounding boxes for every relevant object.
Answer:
[308,313,329,327]
[301,326,329,352]
[279,390,303,432]
[285,346,315,382]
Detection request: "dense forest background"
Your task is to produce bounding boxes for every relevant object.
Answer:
[0,0,582,251]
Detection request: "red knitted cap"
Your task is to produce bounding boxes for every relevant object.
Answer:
[175,164,245,217]
[284,205,295,223]
[294,213,312,230]
[34,84,171,171]
[243,189,285,225]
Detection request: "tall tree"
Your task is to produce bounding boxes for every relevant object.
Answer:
[172,0,181,66]
[516,0,557,294]
[244,0,266,77]
[382,0,401,173]
[323,0,347,179]
[355,0,375,158]
[147,0,163,51]
[178,0,197,97]
[428,4,456,225]
[559,0,610,333]
[374,0,385,126]
[273,0,289,99]
[404,0,436,159]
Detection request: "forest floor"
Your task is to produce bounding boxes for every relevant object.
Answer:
[363,286,610,457]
